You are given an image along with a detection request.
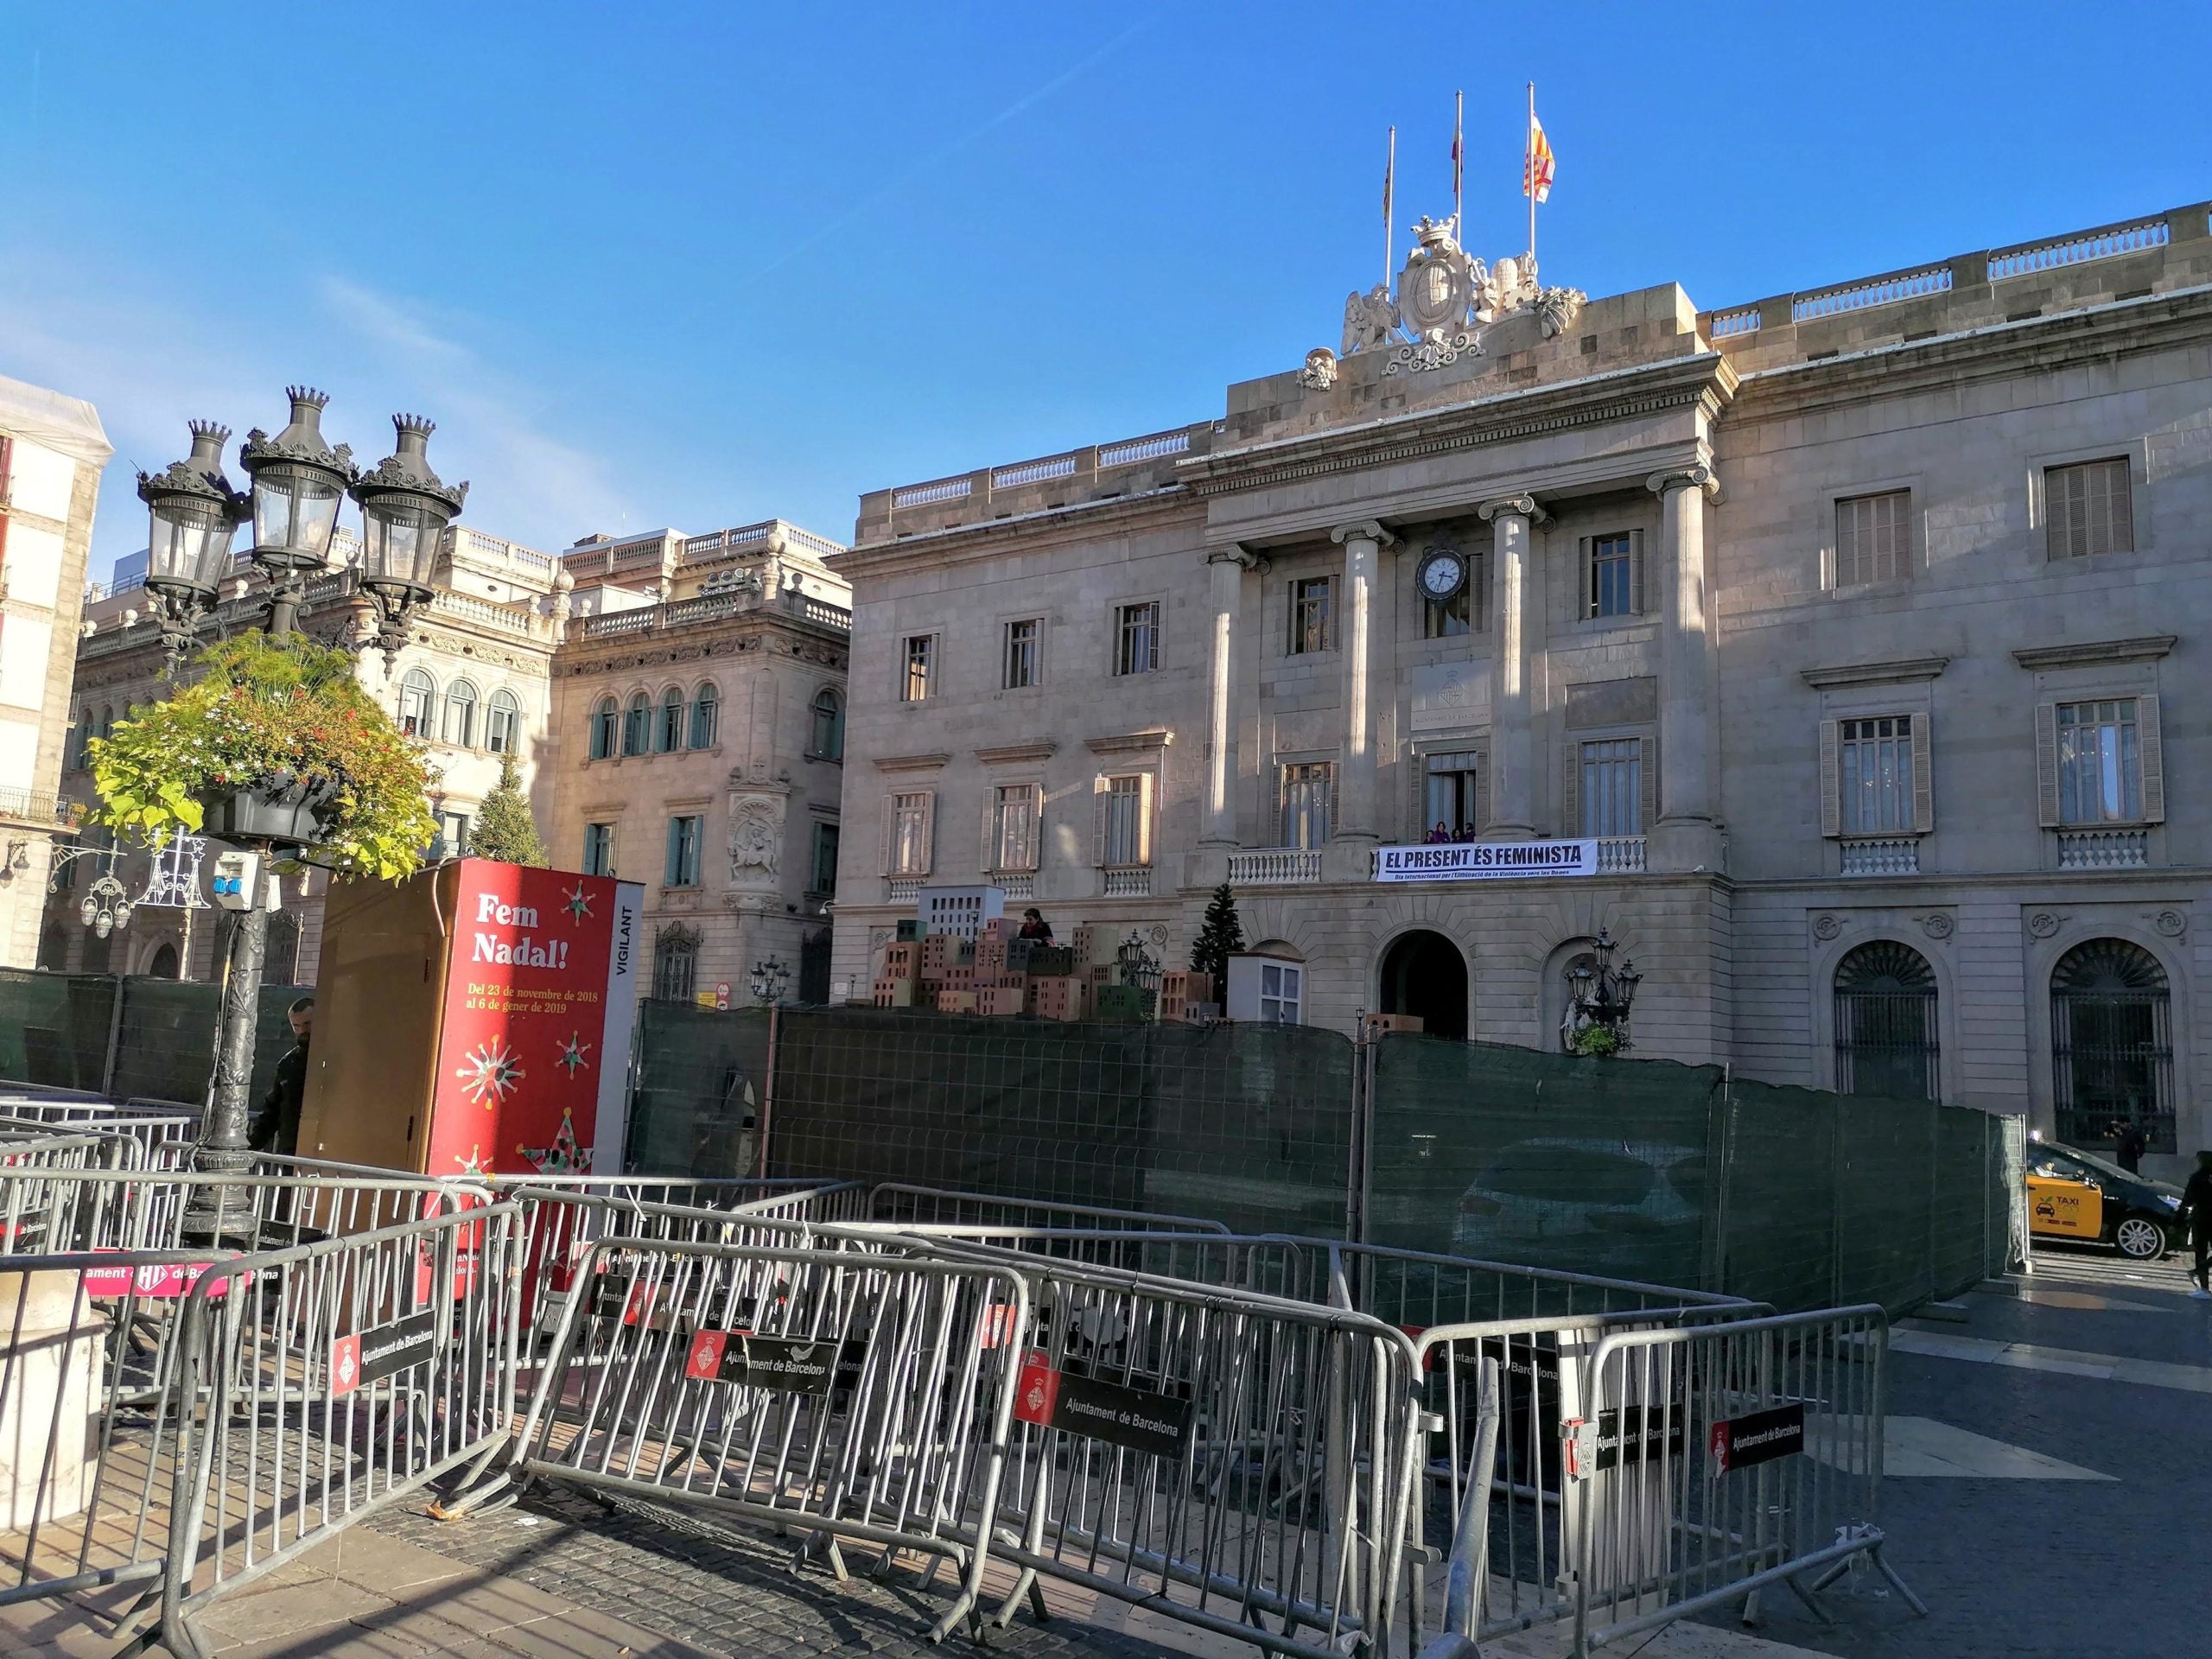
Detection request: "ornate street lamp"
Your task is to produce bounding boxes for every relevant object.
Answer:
[137,422,249,667]
[79,870,135,939]
[1563,927,1642,1053]
[236,388,358,637]
[749,957,791,1006]
[351,415,467,669]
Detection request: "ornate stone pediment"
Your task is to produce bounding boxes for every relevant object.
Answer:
[1326,216,1586,378]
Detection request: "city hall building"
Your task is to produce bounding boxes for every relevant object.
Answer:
[830,200,2212,1174]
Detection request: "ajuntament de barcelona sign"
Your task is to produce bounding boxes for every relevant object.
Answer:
[1374,839,1597,882]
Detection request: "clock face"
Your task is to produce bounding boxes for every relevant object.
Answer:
[1418,548,1466,601]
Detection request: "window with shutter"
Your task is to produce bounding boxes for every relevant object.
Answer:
[1836,715,1916,834]
[1834,490,1912,587]
[2056,699,2145,823]
[2044,458,2133,560]
[1098,775,1149,867]
[988,784,1039,871]
[1576,739,1643,835]
[889,791,934,875]
[1279,762,1332,849]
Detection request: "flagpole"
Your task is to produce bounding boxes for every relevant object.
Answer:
[1384,124,1396,288]
[1527,82,1537,262]
[1452,89,1464,245]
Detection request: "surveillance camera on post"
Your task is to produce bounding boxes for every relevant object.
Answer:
[210,849,282,913]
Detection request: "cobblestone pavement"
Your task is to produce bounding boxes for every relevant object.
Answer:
[372,1489,1198,1659]
[1690,1243,2212,1659]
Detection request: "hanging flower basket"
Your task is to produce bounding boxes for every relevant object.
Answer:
[197,773,343,850]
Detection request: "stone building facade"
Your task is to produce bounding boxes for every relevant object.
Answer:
[0,376,111,970]
[831,200,2212,1177]
[540,521,852,1007]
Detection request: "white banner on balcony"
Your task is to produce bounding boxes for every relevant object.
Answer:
[1373,838,1598,882]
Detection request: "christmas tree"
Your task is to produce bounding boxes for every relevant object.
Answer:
[469,753,549,867]
[1189,881,1245,982]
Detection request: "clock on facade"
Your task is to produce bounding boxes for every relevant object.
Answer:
[1416,546,1467,602]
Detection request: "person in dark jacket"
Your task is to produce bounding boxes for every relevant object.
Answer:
[1016,908,1053,943]
[2184,1149,2212,1300]
[250,996,314,1157]
[2113,1118,2150,1174]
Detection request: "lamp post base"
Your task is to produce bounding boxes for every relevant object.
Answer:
[179,1142,261,1246]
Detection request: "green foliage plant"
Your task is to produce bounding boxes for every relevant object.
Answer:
[1570,1022,1621,1058]
[1189,881,1246,982]
[470,752,549,866]
[88,632,437,879]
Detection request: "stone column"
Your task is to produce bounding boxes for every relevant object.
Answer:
[1199,547,1261,847]
[1647,464,1725,871]
[1477,495,1548,838]
[1330,521,1397,842]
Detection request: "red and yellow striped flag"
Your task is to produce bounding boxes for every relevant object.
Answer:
[1523,112,1554,203]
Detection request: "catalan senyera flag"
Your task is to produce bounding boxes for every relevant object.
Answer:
[1524,112,1554,203]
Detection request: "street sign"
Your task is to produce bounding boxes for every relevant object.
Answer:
[715,981,731,1010]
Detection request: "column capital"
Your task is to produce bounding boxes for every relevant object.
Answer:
[1475,494,1551,526]
[1205,542,1270,574]
[1329,520,1399,550]
[1646,462,1720,500]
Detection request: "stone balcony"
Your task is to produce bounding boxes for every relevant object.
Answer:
[1841,836,1921,876]
[2056,828,2150,871]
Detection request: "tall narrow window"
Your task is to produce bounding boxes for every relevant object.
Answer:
[582,822,614,876]
[1840,716,1914,834]
[1101,776,1147,867]
[1281,761,1333,849]
[810,689,843,759]
[2045,457,2133,560]
[991,784,1039,870]
[442,679,478,747]
[890,792,932,875]
[903,634,935,702]
[1003,619,1039,689]
[1116,602,1160,675]
[1288,578,1334,654]
[652,926,698,1003]
[2056,700,2141,823]
[689,683,719,749]
[486,690,521,755]
[1424,752,1480,838]
[398,670,437,737]
[1586,534,1636,619]
[1423,583,1473,639]
[1578,739,1643,836]
[658,687,683,753]
[810,822,840,895]
[589,696,618,760]
[1835,489,1911,586]
[623,692,652,756]
[1833,941,1939,1100]
[664,814,702,887]
[2051,939,2172,1151]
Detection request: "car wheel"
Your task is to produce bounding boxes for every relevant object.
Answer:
[2113,1216,2168,1261]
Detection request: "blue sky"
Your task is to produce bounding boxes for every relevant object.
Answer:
[3,3,2209,578]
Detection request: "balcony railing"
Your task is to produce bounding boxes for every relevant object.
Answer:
[2056,829,2150,871]
[1841,836,1920,876]
[0,786,85,832]
[1102,868,1153,897]
[994,872,1036,900]
[1227,849,1323,887]
[1593,836,1646,874]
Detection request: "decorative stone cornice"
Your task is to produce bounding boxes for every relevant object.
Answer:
[976,741,1058,765]
[2011,635,2177,671]
[872,752,950,772]
[1475,494,1551,526]
[1329,520,1400,550]
[1646,462,1719,500]
[1084,728,1174,755]
[1800,655,1951,689]
[1205,542,1271,574]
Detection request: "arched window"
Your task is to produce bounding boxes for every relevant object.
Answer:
[2052,939,2172,1151]
[622,692,652,756]
[810,689,843,760]
[398,670,437,737]
[589,696,618,760]
[652,923,699,1003]
[265,914,302,985]
[658,686,684,753]
[99,705,115,740]
[442,678,480,747]
[1834,941,1939,1100]
[689,682,720,749]
[486,690,522,755]
[73,708,92,768]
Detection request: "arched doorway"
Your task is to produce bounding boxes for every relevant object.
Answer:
[1378,930,1467,1039]
[146,942,181,980]
[2051,938,2172,1151]
[1834,941,1939,1100]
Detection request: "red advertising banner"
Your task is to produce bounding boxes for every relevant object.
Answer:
[424,861,644,1179]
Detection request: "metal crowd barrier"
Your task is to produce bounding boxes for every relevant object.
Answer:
[506,1234,1032,1642]
[0,1248,234,1627]
[1568,1304,1924,1654]
[870,1183,1234,1236]
[157,1201,529,1658]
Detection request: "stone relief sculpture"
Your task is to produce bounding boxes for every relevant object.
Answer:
[1299,347,1339,390]
[1340,285,1399,356]
[728,797,781,882]
[1319,213,1588,378]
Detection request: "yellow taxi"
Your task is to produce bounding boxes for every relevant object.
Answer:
[2025,1140,2186,1261]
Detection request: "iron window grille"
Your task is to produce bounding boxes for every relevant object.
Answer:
[1833,940,1939,1100]
[2051,938,2173,1152]
[652,926,699,1003]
